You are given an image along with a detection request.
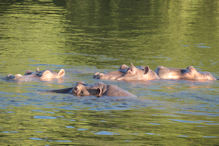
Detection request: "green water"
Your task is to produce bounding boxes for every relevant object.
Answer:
[0,0,218,145]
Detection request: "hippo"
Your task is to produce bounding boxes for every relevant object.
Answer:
[6,68,65,82]
[117,64,160,81]
[48,82,137,98]
[155,66,216,81]
[93,64,129,80]
[94,64,159,81]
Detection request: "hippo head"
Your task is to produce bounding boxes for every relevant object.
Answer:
[39,69,65,81]
[93,64,129,80]
[72,82,91,96]
[72,82,107,97]
[118,64,129,73]
[6,74,23,80]
[117,64,159,81]
[6,68,65,81]
[93,72,105,79]
[184,66,216,81]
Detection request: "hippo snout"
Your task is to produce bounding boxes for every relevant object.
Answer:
[6,74,15,80]
[6,74,22,80]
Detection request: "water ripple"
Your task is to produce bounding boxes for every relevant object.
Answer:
[95,131,119,135]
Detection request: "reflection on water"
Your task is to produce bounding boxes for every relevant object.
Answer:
[0,0,219,145]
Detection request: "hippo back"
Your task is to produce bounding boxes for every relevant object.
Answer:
[104,85,137,98]
[155,66,187,79]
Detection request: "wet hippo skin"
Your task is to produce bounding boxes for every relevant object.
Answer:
[94,64,159,81]
[48,82,137,98]
[155,66,216,81]
[6,68,65,82]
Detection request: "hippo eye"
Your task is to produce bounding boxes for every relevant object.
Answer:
[74,87,78,91]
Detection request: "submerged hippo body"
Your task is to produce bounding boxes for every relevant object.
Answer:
[6,68,65,82]
[155,66,216,81]
[49,82,136,98]
[94,64,159,81]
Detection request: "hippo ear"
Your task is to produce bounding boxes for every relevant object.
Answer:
[187,66,197,72]
[36,67,40,72]
[130,63,135,68]
[57,69,65,78]
[96,83,107,97]
[127,63,137,74]
[144,66,150,74]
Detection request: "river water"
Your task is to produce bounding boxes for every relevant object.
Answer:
[0,0,218,145]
